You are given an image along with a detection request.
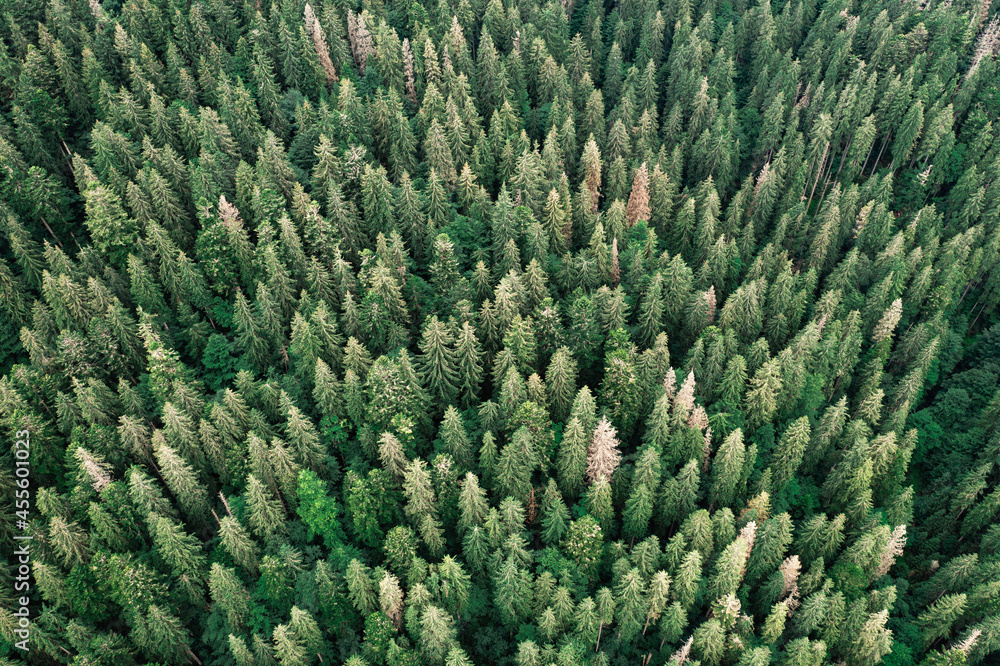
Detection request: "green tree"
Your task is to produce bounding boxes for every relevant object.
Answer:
[623,446,662,541]
[346,559,379,617]
[541,478,571,545]
[557,416,589,499]
[496,427,534,501]
[917,594,967,646]
[297,469,343,547]
[769,417,811,492]
[563,515,604,581]
[458,472,489,535]
[454,322,484,407]
[710,428,746,510]
[418,316,459,408]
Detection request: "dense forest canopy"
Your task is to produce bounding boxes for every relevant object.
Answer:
[2,0,1000,663]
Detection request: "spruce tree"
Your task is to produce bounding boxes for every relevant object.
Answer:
[540,478,570,545]
[418,315,459,408]
[454,322,484,406]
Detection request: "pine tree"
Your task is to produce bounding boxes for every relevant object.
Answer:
[281,392,325,471]
[346,559,378,616]
[458,472,489,535]
[426,119,457,188]
[842,609,893,666]
[503,315,538,375]
[493,555,533,627]
[440,406,473,470]
[545,347,577,422]
[710,429,746,510]
[361,163,395,239]
[445,647,475,666]
[453,321,484,407]
[245,474,286,545]
[745,359,782,428]
[496,427,534,501]
[217,512,260,575]
[418,316,459,408]
[418,515,447,560]
[745,513,793,588]
[541,478,570,545]
[131,604,193,664]
[153,431,209,524]
[233,289,269,371]
[891,101,924,169]
[209,563,253,630]
[403,458,438,522]
[556,416,589,499]
[636,273,666,348]
[600,329,643,432]
[770,416,811,492]
[917,594,968,646]
[583,475,614,533]
[152,514,206,584]
[626,163,651,226]
[623,446,662,541]
[587,416,622,484]
[561,515,604,584]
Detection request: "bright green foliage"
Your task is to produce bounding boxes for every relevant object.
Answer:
[345,468,400,548]
[563,515,603,581]
[6,2,1000,665]
[296,469,342,547]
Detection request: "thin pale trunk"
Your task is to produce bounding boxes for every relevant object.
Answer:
[806,144,829,213]
[957,279,975,306]
[870,135,890,177]
[922,184,937,206]
[831,374,844,397]
[816,142,840,208]
[860,134,879,177]
[815,178,832,215]
[823,142,841,181]
[596,621,603,652]
[59,139,74,173]
[832,137,852,183]
[40,218,62,247]
[972,301,987,329]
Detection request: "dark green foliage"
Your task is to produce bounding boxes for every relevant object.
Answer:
[3,1,1000,664]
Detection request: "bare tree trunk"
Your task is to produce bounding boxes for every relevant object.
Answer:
[870,135,890,177]
[860,134,880,177]
[806,144,829,213]
[832,137,852,183]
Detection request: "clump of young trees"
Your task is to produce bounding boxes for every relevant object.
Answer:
[1,0,1000,664]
